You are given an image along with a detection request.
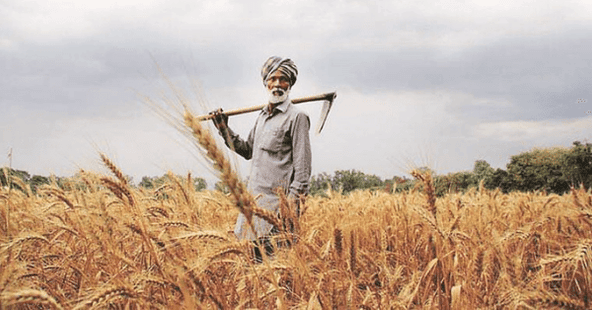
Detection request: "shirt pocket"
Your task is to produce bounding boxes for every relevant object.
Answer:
[260,128,289,153]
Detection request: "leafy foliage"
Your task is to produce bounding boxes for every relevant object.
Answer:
[139,174,207,191]
[562,141,592,189]
[506,147,570,193]
[310,169,392,195]
[1,167,50,193]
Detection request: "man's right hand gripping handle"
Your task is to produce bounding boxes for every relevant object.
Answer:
[209,108,229,134]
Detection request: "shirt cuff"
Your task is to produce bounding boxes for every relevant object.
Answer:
[290,181,309,196]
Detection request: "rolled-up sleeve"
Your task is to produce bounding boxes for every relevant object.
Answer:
[290,112,312,196]
[224,127,255,160]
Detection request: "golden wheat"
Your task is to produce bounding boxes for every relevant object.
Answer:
[1,289,63,309]
[3,163,592,308]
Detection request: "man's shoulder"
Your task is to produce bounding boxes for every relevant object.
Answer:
[286,101,310,118]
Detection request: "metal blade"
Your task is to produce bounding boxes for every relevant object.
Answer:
[316,99,333,134]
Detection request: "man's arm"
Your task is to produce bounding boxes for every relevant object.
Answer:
[211,109,254,160]
[289,112,312,197]
[223,127,254,160]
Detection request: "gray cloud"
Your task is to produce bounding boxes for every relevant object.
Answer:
[309,26,591,121]
[2,0,591,182]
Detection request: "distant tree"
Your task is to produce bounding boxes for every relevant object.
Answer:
[489,168,513,193]
[215,181,230,194]
[139,174,207,191]
[310,172,332,196]
[309,170,385,195]
[332,169,383,194]
[384,176,411,193]
[562,141,592,189]
[192,177,207,191]
[473,160,495,188]
[29,175,50,193]
[125,175,134,186]
[1,167,31,191]
[434,171,474,196]
[506,147,570,194]
[138,176,157,189]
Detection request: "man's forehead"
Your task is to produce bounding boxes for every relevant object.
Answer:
[268,70,288,78]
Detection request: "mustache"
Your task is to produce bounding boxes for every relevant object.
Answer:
[271,87,285,96]
[268,87,289,104]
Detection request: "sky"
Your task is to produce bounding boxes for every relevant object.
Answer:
[1,0,591,187]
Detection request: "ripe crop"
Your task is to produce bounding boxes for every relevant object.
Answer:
[2,107,591,309]
[2,162,591,309]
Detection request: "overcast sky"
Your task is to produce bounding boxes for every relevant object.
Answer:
[1,0,591,186]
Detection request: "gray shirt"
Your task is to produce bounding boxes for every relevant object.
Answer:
[224,99,312,240]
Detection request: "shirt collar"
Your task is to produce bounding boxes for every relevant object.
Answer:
[263,98,291,115]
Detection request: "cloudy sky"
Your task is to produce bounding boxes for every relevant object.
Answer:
[1,0,591,186]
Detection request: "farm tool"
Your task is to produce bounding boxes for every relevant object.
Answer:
[196,91,336,134]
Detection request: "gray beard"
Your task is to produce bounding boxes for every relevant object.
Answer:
[268,87,290,104]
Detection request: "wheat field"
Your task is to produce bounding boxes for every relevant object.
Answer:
[2,111,592,309]
[2,165,592,309]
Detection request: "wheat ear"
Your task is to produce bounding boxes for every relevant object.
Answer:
[411,169,437,219]
[172,231,230,243]
[167,171,191,205]
[0,289,63,310]
[73,286,136,310]
[529,292,586,310]
[334,228,343,258]
[252,204,282,231]
[350,230,357,274]
[100,177,135,207]
[99,153,127,185]
[183,110,256,234]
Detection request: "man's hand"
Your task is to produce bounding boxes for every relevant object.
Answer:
[288,192,304,217]
[209,108,228,132]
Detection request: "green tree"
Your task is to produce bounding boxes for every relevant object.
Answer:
[562,141,592,189]
[29,175,50,193]
[506,147,570,194]
[138,176,165,189]
[214,181,230,194]
[310,172,332,196]
[384,176,411,193]
[1,167,31,191]
[331,169,383,194]
[309,170,386,195]
[489,168,513,193]
[473,160,495,188]
[434,171,474,196]
[139,174,207,191]
[192,177,207,191]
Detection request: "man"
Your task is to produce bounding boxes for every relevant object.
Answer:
[211,56,312,260]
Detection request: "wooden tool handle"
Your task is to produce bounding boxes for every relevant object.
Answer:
[197,91,336,121]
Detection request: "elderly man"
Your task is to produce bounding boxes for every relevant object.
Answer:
[211,56,311,261]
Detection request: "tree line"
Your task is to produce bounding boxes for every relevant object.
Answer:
[309,141,592,196]
[0,170,209,194]
[2,141,590,196]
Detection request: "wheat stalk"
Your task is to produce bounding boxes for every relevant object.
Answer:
[73,286,137,310]
[172,231,230,243]
[411,169,437,219]
[183,110,257,235]
[334,228,343,258]
[99,153,127,185]
[0,289,63,310]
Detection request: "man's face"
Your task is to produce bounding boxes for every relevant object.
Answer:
[266,70,291,104]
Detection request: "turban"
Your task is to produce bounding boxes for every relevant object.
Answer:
[261,56,298,87]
